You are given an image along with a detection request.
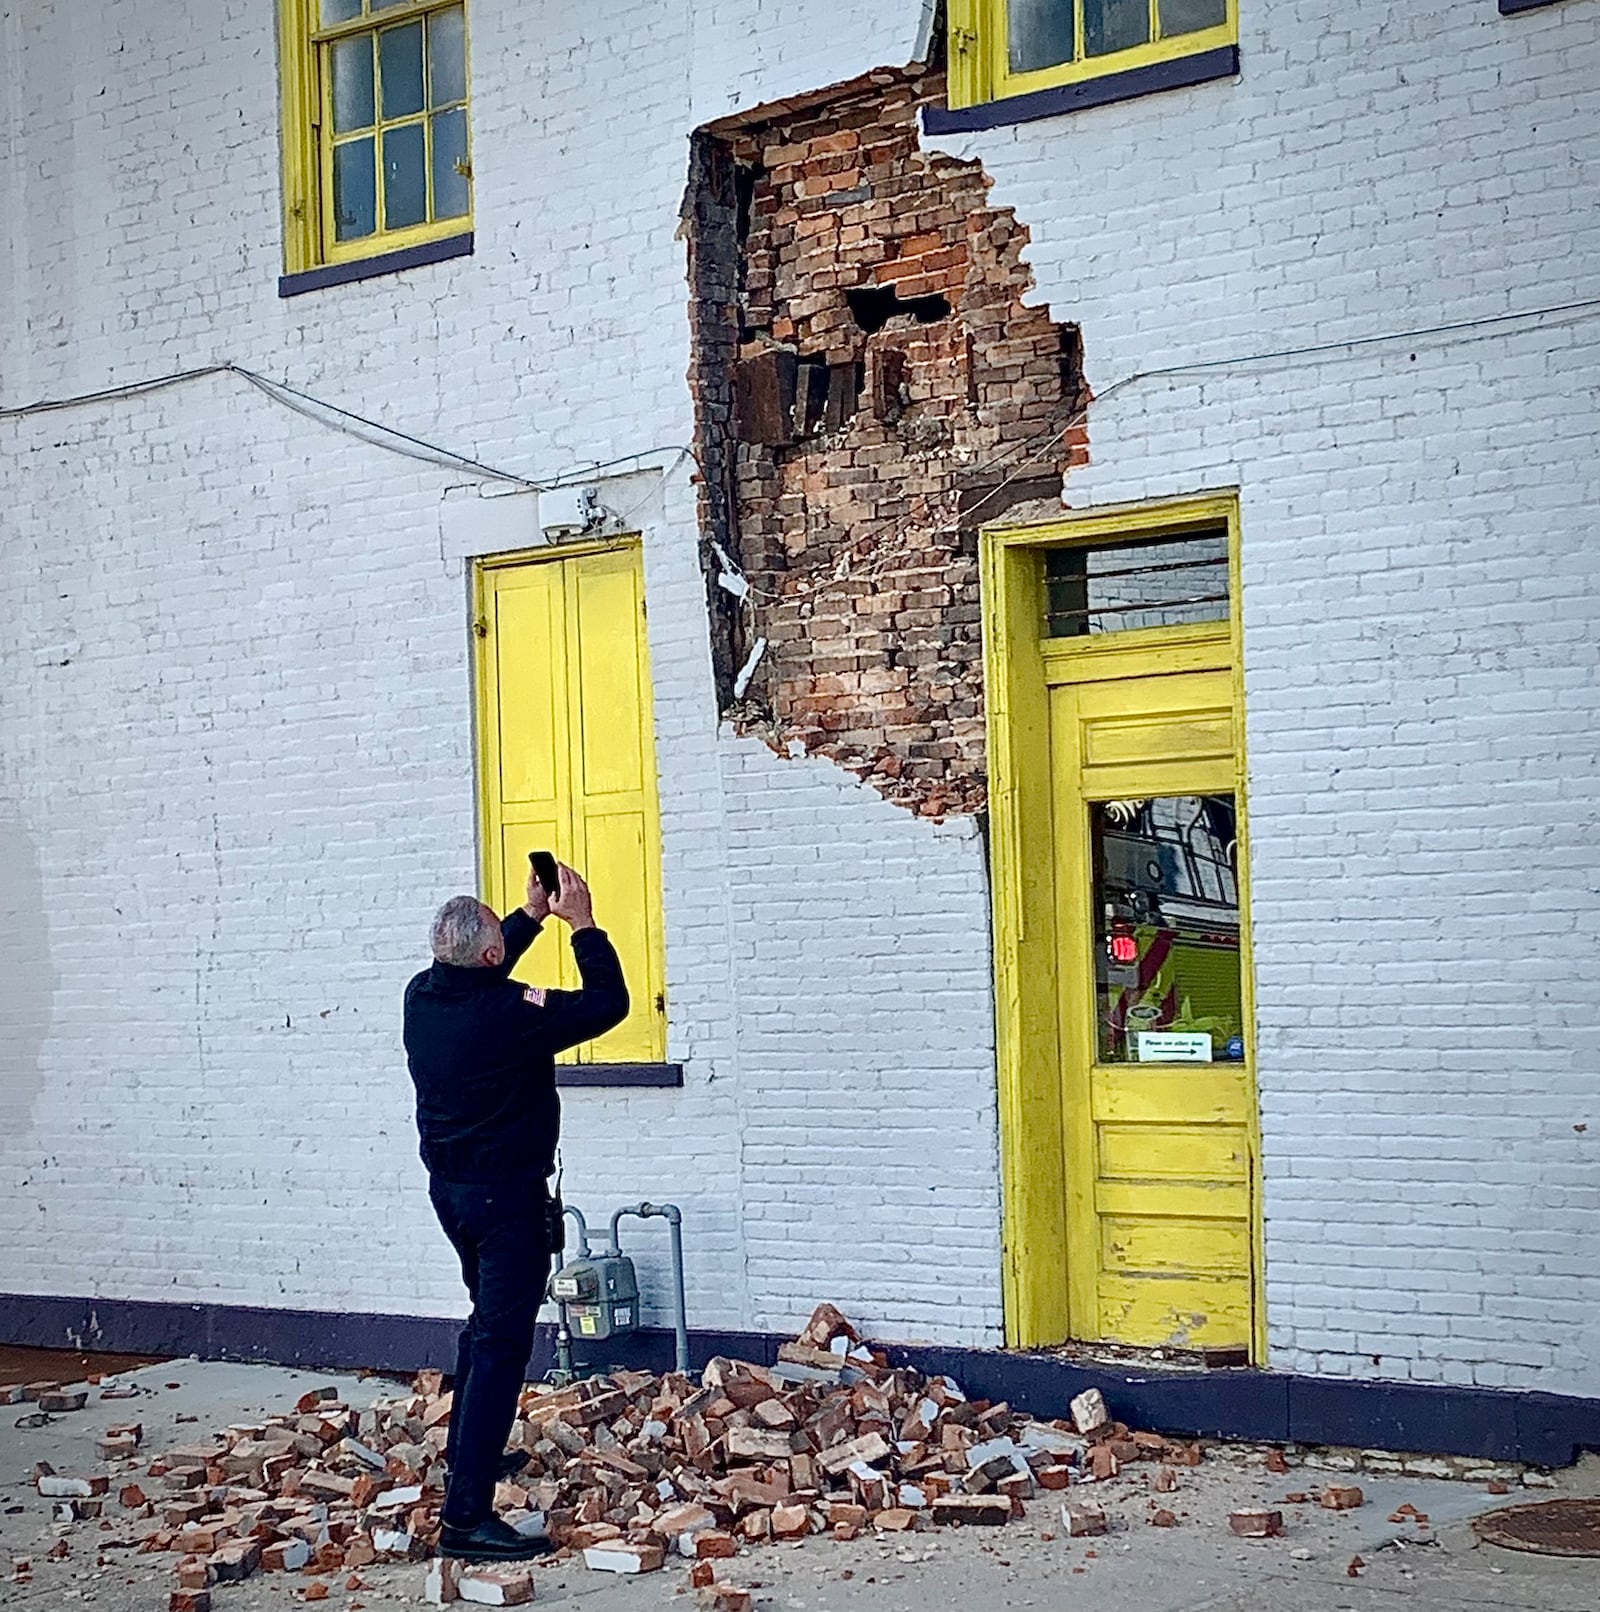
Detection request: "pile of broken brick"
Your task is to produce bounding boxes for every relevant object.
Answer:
[18,1304,1370,1611]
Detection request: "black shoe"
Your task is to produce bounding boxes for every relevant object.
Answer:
[438,1515,554,1563]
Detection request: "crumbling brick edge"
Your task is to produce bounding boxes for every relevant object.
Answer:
[2,1292,1595,1468]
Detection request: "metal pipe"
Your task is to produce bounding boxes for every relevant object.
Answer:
[563,1204,592,1259]
[609,1202,689,1375]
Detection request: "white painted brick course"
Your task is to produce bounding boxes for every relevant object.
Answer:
[2,0,1597,1392]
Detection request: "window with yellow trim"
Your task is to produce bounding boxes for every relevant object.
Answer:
[948,0,1237,110]
[280,0,472,272]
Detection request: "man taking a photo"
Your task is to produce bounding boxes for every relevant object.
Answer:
[403,861,627,1563]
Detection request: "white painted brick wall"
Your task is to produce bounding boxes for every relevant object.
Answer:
[2,0,1597,1392]
[930,0,1600,1394]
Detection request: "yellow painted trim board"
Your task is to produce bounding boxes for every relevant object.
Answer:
[980,492,1262,1357]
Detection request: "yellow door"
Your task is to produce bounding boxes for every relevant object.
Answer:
[477,544,667,1064]
[1049,667,1253,1349]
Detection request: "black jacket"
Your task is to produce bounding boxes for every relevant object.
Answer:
[403,910,628,1183]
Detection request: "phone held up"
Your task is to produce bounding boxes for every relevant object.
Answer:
[528,850,560,898]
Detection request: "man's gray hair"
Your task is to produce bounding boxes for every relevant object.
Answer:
[430,896,500,967]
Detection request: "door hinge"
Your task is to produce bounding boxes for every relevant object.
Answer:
[950,25,977,54]
[472,615,490,638]
[655,992,666,1015]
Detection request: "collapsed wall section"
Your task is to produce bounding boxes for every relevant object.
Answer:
[687,66,1088,819]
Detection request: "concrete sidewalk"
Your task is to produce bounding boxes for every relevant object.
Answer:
[2,1359,1596,1612]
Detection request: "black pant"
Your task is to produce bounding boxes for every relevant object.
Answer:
[428,1174,551,1529]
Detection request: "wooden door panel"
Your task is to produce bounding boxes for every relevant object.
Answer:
[479,545,667,1063]
[1051,669,1256,1351]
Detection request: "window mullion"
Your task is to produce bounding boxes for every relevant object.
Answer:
[1075,0,1086,63]
[422,21,436,223]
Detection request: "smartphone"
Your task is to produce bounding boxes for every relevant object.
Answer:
[528,850,560,898]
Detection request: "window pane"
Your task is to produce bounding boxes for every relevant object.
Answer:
[1160,0,1227,36]
[379,20,425,119]
[371,0,408,8]
[384,121,427,228]
[1093,795,1242,1065]
[431,106,470,219]
[429,5,468,106]
[1085,0,1150,55]
[1045,529,1229,637]
[330,34,375,132]
[333,137,377,240]
[320,0,363,23]
[1008,0,1075,73]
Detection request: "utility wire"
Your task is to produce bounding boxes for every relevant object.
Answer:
[738,289,1600,607]
[0,360,693,494]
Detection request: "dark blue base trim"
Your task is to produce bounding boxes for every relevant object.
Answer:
[924,46,1239,135]
[278,233,473,298]
[4,1293,1597,1466]
[556,1063,684,1089]
[1500,0,1566,13]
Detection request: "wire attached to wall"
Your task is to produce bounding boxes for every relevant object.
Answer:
[734,289,1600,611]
[0,360,694,496]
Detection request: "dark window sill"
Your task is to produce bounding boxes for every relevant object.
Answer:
[278,232,473,298]
[924,45,1239,135]
[556,1063,684,1089]
[1499,0,1566,11]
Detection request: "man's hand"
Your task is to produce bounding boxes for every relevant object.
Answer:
[523,861,553,923]
[548,864,596,932]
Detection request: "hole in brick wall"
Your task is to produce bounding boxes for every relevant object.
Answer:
[734,163,764,246]
[1060,324,1088,413]
[845,284,952,334]
[688,65,1091,819]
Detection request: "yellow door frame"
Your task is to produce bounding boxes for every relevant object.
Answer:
[472,535,669,1064]
[980,493,1265,1361]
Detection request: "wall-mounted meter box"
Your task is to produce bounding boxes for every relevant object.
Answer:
[549,1252,639,1341]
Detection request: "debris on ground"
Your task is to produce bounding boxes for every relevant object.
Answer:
[6,1304,1556,1609]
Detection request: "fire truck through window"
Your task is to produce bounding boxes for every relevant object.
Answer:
[1091,793,1242,1064]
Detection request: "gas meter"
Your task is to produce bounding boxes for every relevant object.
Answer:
[549,1251,639,1342]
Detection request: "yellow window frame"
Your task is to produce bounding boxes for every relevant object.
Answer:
[279,0,474,275]
[948,0,1238,110]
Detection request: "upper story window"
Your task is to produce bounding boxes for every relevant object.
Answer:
[280,0,472,277]
[948,0,1237,111]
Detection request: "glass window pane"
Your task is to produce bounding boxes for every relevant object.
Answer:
[1084,0,1151,56]
[320,0,363,23]
[1160,0,1227,36]
[330,34,375,133]
[1007,0,1075,73]
[1093,795,1242,1065]
[431,106,470,219]
[371,0,408,8]
[1045,529,1229,638]
[333,136,377,240]
[379,20,425,119]
[429,5,468,106]
[384,121,427,228]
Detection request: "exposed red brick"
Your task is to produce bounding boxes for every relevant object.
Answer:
[688,66,1087,816]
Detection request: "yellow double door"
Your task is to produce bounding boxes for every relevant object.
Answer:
[475,543,666,1065]
[1045,658,1257,1351]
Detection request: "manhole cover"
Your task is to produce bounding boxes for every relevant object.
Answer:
[1473,1498,1600,1557]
